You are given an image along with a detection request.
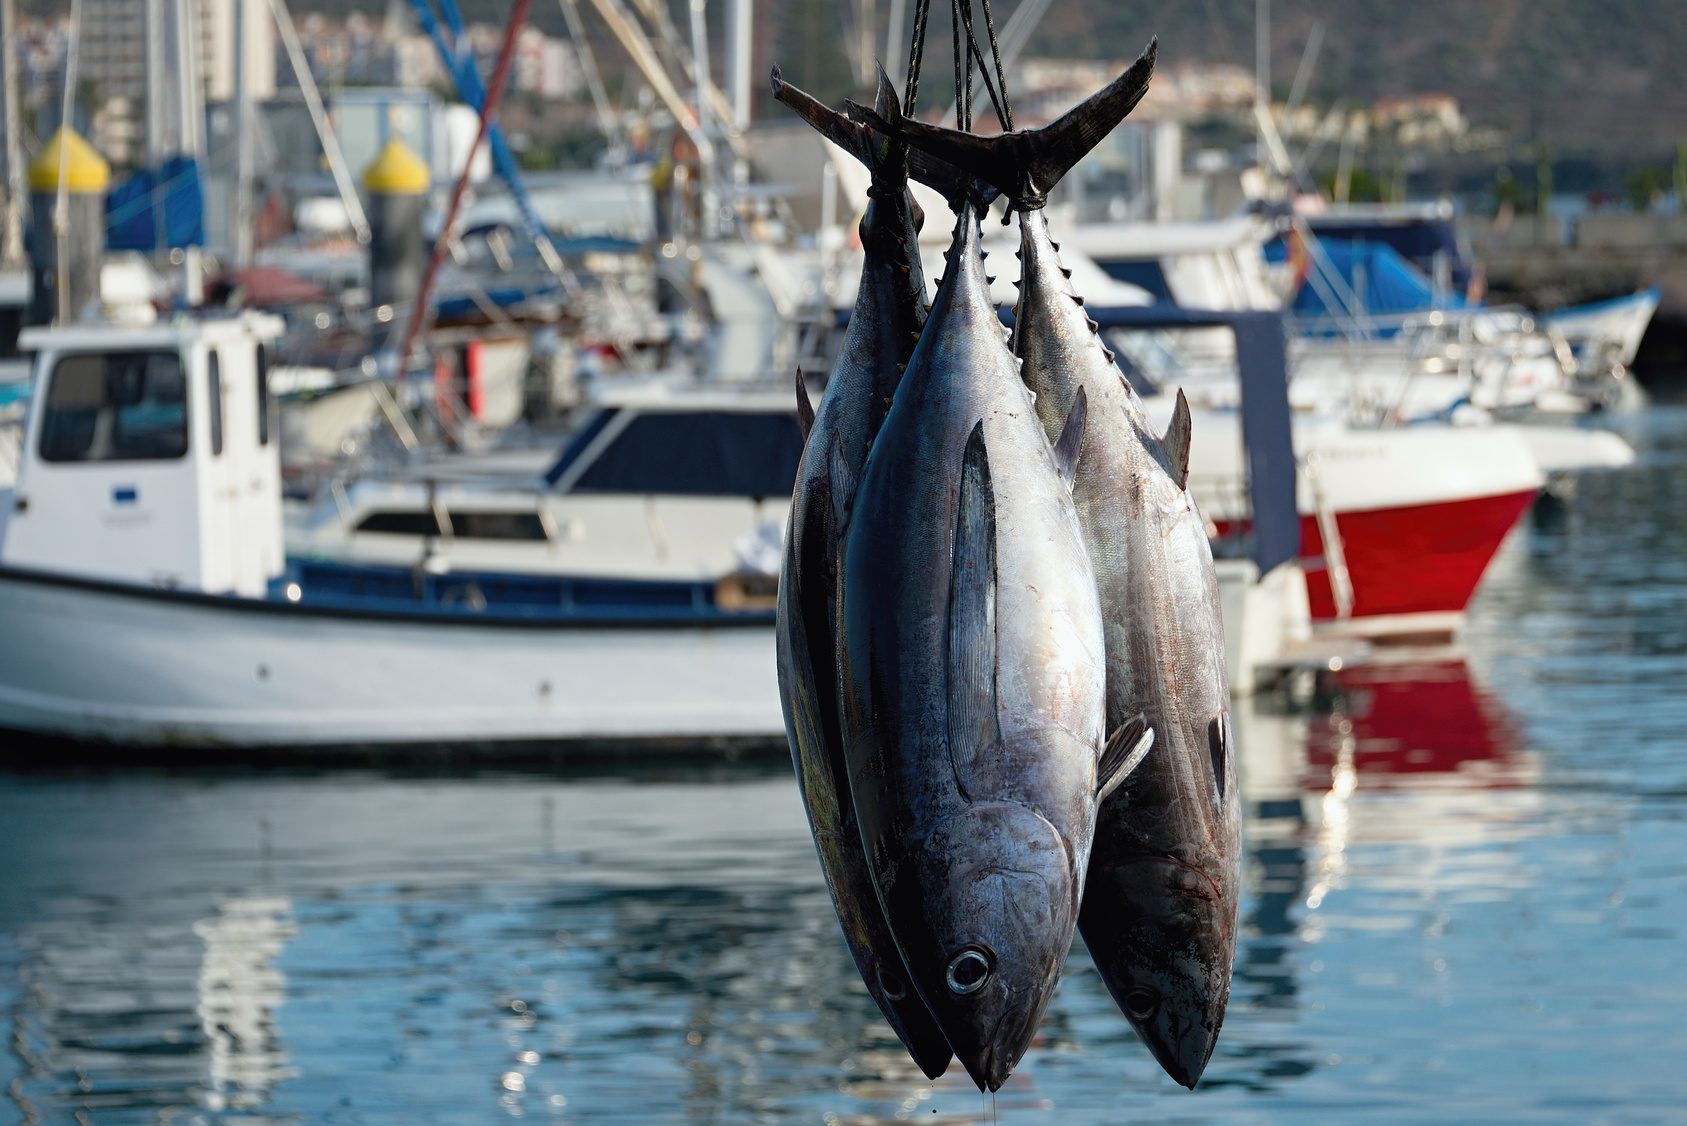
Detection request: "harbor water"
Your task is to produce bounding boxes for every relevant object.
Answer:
[2,409,1685,1123]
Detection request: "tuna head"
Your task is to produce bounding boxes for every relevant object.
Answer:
[1083,854,1235,1089]
[882,798,1081,1092]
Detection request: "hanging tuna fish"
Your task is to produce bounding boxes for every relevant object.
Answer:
[853,37,1243,1091]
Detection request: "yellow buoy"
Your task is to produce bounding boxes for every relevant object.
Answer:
[27,127,111,194]
[362,138,431,195]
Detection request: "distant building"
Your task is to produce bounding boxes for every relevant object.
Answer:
[69,0,274,161]
[1369,93,1467,147]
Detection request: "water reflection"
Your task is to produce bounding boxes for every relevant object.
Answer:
[195,897,298,1112]
[5,431,1687,1126]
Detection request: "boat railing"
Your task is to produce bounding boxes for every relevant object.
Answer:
[1300,450,1355,620]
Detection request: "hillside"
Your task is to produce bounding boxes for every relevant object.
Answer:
[25,0,1677,157]
[1028,0,1684,155]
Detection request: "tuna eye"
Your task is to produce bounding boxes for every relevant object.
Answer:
[876,964,908,1001]
[1124,986,1159,1020]
[946,947,993,995]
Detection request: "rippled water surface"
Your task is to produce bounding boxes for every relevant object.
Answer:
[4,410,1687,1123]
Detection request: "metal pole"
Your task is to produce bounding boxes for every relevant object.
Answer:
[146,0,168,156]
[686,0,718,232]
[54,0,83,324]
[855,0,873,88]
[175,0,205,304]
[724,0,750,133]
[394,0,533,376]
[268,0,371,243]
[558,0,620,147]
[232,0,254,268]
[0,0,25,268]
[882,0,905,106]
[587,0,720,165]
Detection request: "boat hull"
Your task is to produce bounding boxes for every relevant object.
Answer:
[0,567,784,752]
[1298,488,1537,635]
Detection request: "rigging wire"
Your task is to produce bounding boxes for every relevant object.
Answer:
[949,0,967,131]
[977,0,1013,130]
[904,0,932,114]
[951,0,1009,134]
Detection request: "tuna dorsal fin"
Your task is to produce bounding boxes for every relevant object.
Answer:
[1052,386,1088,493]
[827,433,856,531]
[947,421,1000,776]
[1163,387,1192,490]
[1208,711,1230,802]
[1097,713,1154,804]
[795,367,815,442]
[848,40,1156,207]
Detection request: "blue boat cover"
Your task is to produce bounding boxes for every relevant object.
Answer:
[1267,238,1465,335]
[106,156,206,251]
[1307,216,1471,292]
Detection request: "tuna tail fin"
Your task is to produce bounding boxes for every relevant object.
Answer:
[846,68,1002,208]
[947,421,1001,778]
[774,63,930,204]
[771,65,875,168]
[850,40,1156,208]
[1163,387,1192,490]
[1097,713,1154,804]
[795,367,815,442]
[1051,385,1088,492]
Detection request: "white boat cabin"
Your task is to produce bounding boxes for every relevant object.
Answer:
[0,312,286,597]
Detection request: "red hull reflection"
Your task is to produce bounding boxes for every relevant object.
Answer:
[1305,658,1526,782]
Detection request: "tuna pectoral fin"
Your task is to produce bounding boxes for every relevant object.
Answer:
[850,41,1156,206]
[1052,386,1088,492]
[1098,713,1155,803]
[1163,387,1192,490]
[947,422,1001,774]
[827,434,856,531]
[795,367,815,442]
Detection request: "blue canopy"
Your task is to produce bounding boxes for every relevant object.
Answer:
[1267,238,1465,336]
[105,156,206,251]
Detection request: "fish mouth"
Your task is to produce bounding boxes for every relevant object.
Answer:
[1143,1015,1220,1090]
[958,1001,1033,1093]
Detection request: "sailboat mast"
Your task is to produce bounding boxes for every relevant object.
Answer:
[0,0,24,267]
[232,0,254,268]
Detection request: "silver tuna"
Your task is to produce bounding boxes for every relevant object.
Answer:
[859,41,1244,1089]
[770,69,953,1079]
[837,191,1130,1093]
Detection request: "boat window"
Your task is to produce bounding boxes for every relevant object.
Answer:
[256,345,271,446]
[207,350,224,456]
[38,350,189,463]
[451,511,547,541]
[352,509,547,540]
[1098,259,1175,304]
[569,411,804,498]
[355,510,444,536]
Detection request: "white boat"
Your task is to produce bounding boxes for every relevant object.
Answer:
[0,311,782,751]
[1151,402,1545,641]
[285,308,1318,696]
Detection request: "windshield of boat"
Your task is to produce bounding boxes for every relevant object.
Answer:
[38,350,189,463]
[546,408,804,500]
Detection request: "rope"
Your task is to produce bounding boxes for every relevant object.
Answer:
[978,0,1013,130]
[949,0,1009,134]
[904,0,931,115]
[949,0,966,130]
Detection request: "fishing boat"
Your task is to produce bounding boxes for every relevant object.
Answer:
[0,309,782,752]
[1096,306,1547,643]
